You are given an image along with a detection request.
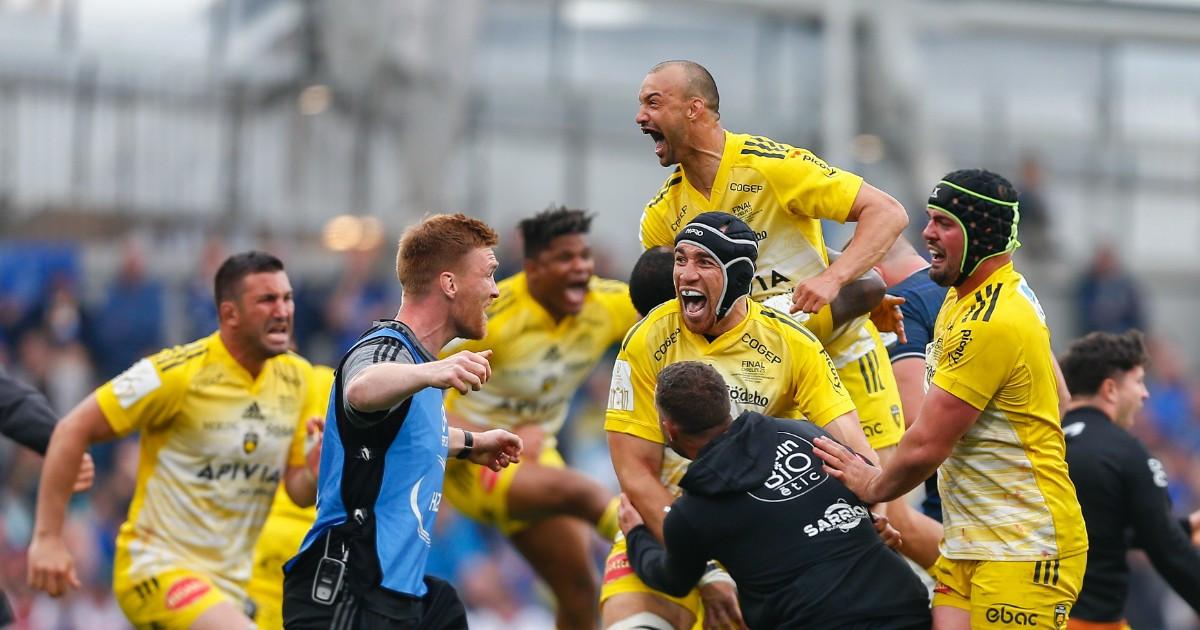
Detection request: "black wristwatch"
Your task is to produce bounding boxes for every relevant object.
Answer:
[456,431,474,460]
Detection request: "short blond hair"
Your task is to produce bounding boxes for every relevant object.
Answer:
[396,214,499,297]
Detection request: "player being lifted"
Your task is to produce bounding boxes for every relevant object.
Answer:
[603,212,881,630]
[633,59,936,567]
[442,206,640,629]
[28,251,324,630]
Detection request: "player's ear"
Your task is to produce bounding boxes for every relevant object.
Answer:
[217,299,238,326]
[439,271,457,298]
[1100,377,1118,402]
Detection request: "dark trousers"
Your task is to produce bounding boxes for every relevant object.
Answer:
[283,547,467,630]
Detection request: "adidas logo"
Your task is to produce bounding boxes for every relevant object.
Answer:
[243,402,265,420]
[544,346,561,361]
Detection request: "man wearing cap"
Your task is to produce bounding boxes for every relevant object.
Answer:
[603,211,879,630]
[815,169,1088,630]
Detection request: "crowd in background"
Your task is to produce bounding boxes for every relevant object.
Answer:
[0,227,1197,628]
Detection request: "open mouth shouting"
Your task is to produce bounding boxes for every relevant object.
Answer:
[679,288,708,317]
[641,126,667,159]
[927,243,946,266]
[562,278,590,312]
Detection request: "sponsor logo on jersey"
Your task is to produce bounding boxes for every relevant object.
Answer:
[801,152,838,177]
[494,396,565,418]
[1148,458,1169,488]
[729,386,770,408]
[196,462,282,484]
[603,551,634,583]
[947,329,973,365]
[543,346,561,361]
[729,182,763,193]
[1053,603,1068,628]
[669,205,689,231]
[740,333,782,363]
[243,402,265,420]
[802,499,870,536]
[242,431,259,454]
[653,328,682,362]
[165,577,210,611]
[985,604,1039,626]
[608,360,634,412]
[749,432,829,502]
[752,269,791,293]
[112,359,162,409]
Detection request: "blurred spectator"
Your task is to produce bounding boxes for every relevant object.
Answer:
[1076,243,1147,336]
[181,235,226,341]
[1016,154,1052,259]
[323,248,398,352]
[90,238,164,380]
[461,555,555,630]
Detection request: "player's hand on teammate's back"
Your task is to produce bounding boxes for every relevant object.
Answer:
[699,581,748,630]
[790,271,841,314]
[468,429,522,471]
[71,453,95,493]
[616,493,645,535]
[870,294,907,345]
[27,534,80,597]
[812,436,884,504]
[429,349,493,394]
[871,513,903,550]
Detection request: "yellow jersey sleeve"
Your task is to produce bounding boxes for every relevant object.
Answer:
[95,344,198,436]
[759,147,863,224]
[290,364,335,468]
[781,325,856,427]
[931,321,1019,412]
[639,170,684,249]
[604,327,664,444]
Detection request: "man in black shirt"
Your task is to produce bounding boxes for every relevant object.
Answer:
[0,368,94,623]
[619,361,930,629]
[1060,330,1200,629]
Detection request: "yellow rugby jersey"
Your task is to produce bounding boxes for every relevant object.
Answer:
[638,130,875,364]
[925,262,1087,561]
[97,332,323,603]
[249,364,333,629]
[606,299,855,494]
[444,273,639,443]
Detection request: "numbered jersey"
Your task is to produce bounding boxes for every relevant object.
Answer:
[925,262,1087,560]
[444,273,639,443]
[97,332,324,601]
[606,299,855,495]
[638,130,875,365]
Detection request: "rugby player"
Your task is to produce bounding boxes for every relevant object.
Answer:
[815,169,1089,629]
[634,57,933,574]
[441,206,640,629]
[247,364,334,630]
[28,251,324,629]
[603,212,877,630]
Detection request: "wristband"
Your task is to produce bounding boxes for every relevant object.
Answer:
[456,431,474,459]
[699,562,736,589]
